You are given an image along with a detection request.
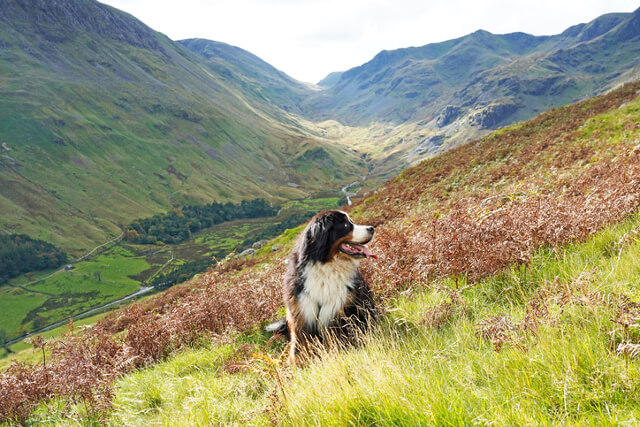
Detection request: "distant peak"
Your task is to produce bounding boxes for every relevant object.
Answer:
[2,0,161,50]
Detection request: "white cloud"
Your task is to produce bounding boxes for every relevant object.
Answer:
[99,0,639,83]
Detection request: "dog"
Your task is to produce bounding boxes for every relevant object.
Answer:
[266,210,378,364]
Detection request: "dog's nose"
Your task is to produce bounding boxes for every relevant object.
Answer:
[367,226,374,234]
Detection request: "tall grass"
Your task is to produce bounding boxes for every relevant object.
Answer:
[110,347,271,427]
[283,310,639,426]
[280,214,640,425]
[104,214,640,426]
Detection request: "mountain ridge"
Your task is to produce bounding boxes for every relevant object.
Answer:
[2,1,640,254]
[307,7,640,125]
[300,7,640,174]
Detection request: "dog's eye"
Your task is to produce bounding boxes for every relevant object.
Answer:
[344,223,349,228]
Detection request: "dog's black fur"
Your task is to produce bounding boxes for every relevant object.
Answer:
[266,210,378,364]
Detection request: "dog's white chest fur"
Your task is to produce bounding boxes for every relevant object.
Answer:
[298,257,358,329]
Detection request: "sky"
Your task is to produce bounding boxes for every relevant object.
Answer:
[99,0,639,84]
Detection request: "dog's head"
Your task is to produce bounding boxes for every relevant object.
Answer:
[302,210,377,263]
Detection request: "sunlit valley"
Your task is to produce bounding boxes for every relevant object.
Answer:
[2,1,640,424]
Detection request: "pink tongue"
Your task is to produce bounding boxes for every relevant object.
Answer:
[360,245,378,259]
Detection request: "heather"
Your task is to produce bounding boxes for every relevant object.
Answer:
[2,81,640,425]
[110,211,640,426]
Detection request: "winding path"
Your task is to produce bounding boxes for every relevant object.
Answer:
[4,286,154,347]
[73,232,124,263]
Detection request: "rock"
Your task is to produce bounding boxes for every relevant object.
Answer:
[252,240,269,250]
[272,244,283,252]
[1,154,19,167]
[412,134,445,156]
[468,102,519,129]
[436,105,462,127]
[239,248,255,258]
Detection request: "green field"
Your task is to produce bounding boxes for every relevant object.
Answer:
[0,195,341,355]
[0,222,255,345]
[191,220,272,256]
[0,245,147,341]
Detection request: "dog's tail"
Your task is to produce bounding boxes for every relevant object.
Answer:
[265,318,290,339]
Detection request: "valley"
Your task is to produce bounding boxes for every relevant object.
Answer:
[2,3,639,257]
[2,78,639,424]
[1,0,639,354]
[1,2,640,422]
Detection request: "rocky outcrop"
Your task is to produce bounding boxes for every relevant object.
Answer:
[412,134,445,156]
[4,0,162,50]
[468,102,520,129]
[436,106,462,127]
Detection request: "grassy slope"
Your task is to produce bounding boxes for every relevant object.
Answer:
[4,82,640,425]
[106,213,640,426]
[281,215,640,425]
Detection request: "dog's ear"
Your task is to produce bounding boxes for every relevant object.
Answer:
[306,215,332,262]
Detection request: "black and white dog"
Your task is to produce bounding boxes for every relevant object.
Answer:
[267,210,378,364]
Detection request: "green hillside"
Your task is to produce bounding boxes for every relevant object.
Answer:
[178,38,313,117]
[111,81,640,425]
[111,213,640,425]
[0,0,364,254]
[1,76,639,424]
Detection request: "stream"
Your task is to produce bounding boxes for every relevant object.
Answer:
[341,176,367,205]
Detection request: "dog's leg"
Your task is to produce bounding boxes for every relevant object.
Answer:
[289,329,324,366]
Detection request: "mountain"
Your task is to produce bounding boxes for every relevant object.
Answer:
[303,8,640,162]
[0,0,364,253]
[317,71,344,88]
[2,1,640,255]
[178,38,313,116]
